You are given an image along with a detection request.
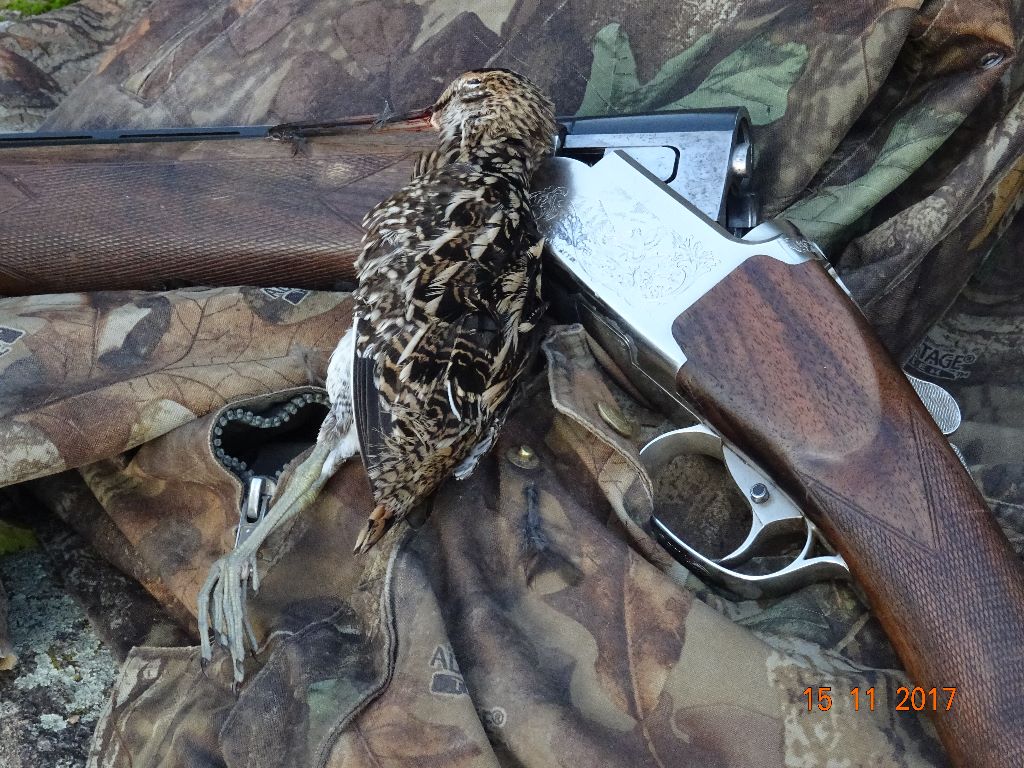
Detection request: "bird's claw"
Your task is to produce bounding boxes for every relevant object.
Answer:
[197,551,261,685]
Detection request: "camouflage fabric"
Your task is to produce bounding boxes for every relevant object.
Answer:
[0,0,1023,765]
[906,211,1024,556]
[64,323,941,768]
[0,287,956,766]
[0,287,351,488]
[0,0,153,131]
[21,477,194,657]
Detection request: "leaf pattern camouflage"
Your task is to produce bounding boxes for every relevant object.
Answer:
[0,0,155,131]
[0,287,353,488]
[1,0,1023,765]
[76,325,947,768]
[905,211,1024,560]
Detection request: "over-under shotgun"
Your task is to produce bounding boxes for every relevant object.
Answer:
[1,113,1020,765]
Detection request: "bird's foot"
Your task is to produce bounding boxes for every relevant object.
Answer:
[197,549,261,685]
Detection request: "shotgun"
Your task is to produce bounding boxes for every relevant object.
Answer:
[532,150,1024,766]
[2,111,1021,763]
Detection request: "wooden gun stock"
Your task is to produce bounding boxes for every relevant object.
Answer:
[0,118,435,295]
[673,255,1024,766]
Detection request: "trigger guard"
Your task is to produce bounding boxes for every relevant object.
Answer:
[652,514,849,599]
[641,424,850,598]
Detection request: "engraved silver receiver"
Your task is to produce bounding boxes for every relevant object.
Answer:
[538,123,964,598]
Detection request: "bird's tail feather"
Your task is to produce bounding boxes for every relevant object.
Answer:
[353,504,395,554]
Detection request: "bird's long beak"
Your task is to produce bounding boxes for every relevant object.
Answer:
[377,106,435,131]
[268,106,434,141]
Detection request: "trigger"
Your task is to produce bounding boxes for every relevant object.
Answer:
[716,441,807,566]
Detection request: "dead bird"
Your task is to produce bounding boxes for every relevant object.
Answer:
[198,69,558,682]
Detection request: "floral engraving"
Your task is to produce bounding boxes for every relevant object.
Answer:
[532,187,719,302]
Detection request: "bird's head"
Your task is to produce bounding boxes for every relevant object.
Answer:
[430,69,557,171]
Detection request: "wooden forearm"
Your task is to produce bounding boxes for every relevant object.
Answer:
[0,119,436,295]
[673,255,1024,766]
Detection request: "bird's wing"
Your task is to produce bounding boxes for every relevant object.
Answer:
[352,324,386,468]
[353,168,543,491]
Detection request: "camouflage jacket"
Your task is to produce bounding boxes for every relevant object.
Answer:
[1,0,1023,766]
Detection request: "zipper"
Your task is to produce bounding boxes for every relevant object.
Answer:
[236,474,278,549]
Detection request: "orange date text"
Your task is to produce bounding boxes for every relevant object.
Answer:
[802,686,956,712]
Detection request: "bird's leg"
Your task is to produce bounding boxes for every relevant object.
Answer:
[198,327,358,683]
[198,423,359,683]
[197,440,330,681]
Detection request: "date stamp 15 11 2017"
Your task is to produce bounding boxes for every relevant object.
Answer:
[803,686,957,713]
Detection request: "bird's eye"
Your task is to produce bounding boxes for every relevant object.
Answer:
[465,78,482,86]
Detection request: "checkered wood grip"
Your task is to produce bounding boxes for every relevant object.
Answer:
[674,255,1024,767]
[0,125,436,295]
